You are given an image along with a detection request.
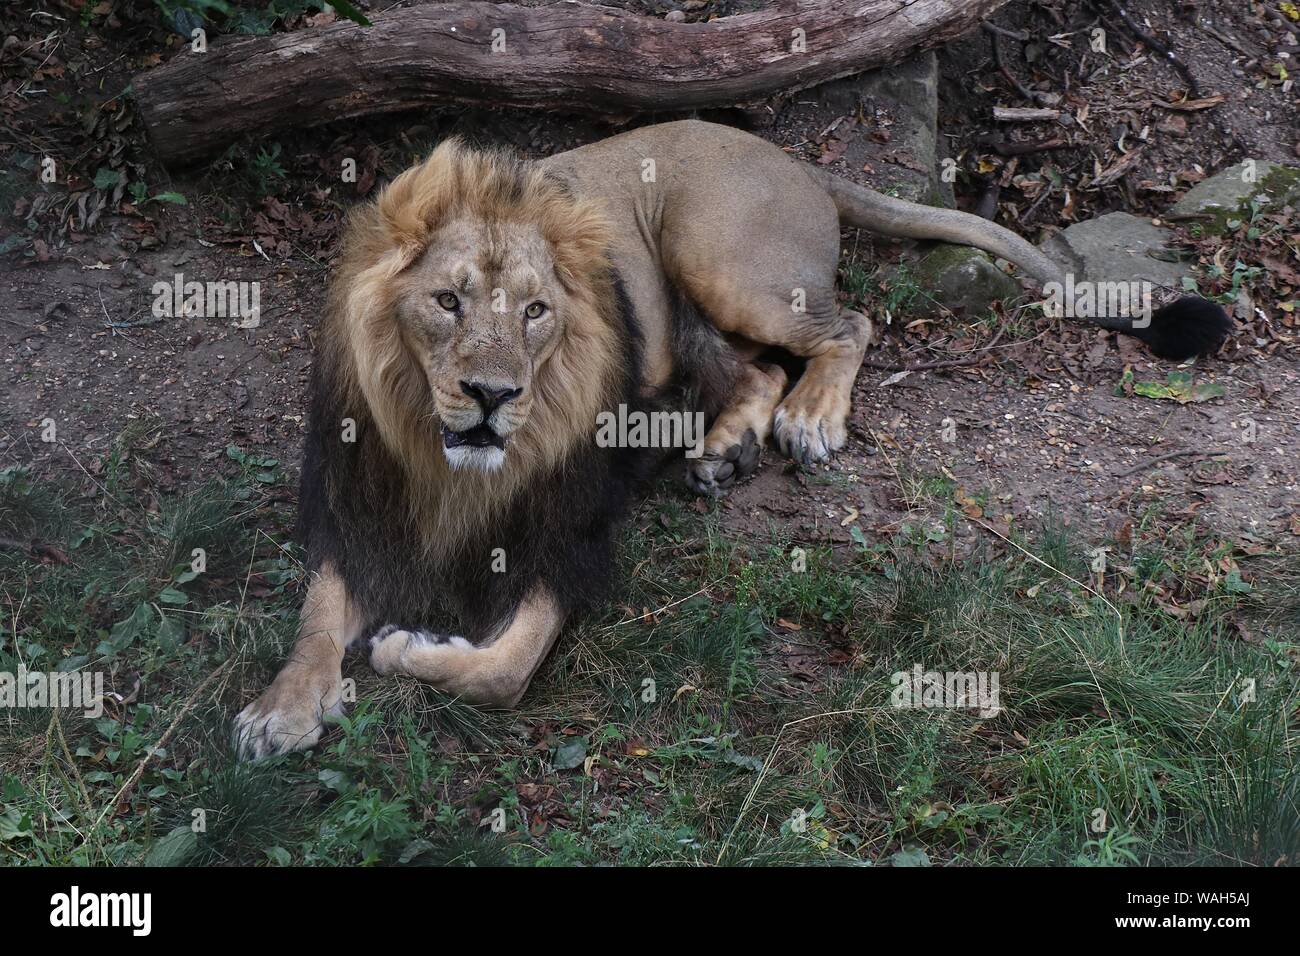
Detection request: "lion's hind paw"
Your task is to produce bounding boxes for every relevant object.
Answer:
[686,428,762,499]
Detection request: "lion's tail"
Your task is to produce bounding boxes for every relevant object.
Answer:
[807,166,1231,360]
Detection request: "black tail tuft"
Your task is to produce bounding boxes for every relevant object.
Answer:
[1132,297,1232,361]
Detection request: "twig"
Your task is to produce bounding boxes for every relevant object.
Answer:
[1020,181,1056,225]
[984,23,1039,104]
[981,21,1029,41]
[1199,23,1253,58]
[993,106,1062,122]
[1163,211,1216,222]
[1115,448,1230,478]
[1101,0,1202,98]
[89,659,232,833]
[599,580,722,631]
[990,136,1069,157]
[862,355,983,373]
[861,325,1009,373]
[108,316,164,330]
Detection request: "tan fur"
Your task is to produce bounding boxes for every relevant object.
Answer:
[773,309,878,463]
[318,123,876,551]
[238,122,895,757]
[233,120,1224,759]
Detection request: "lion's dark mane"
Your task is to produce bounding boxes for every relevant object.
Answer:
[297,274,655,640]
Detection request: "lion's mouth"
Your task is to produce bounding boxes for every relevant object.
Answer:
[441,424,506,451]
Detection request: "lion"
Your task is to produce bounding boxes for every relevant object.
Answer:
[234,120,1229,758]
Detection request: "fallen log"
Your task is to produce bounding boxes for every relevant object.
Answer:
[134,0,1010,166]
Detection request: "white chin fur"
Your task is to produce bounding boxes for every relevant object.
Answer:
[443,444,506,472]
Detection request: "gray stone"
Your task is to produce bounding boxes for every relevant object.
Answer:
[798,54,1011,314]
[802,52,943,205]
[1039,212,1194,291]
[855,51,947,205]
[1168,161,1300,235]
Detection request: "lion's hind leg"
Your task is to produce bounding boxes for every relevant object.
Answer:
[772,308,877,465]
[670,269,875,469]
[686,293,876,468]
[661,148,872,468]
[686,361,787,497]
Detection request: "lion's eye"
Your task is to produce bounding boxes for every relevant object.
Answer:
[436,291,460,312]
[524,301,547,320]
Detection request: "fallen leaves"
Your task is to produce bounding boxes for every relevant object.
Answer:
[250,195,338,260]
[1116,369,1226,403]
[953,487,985,519]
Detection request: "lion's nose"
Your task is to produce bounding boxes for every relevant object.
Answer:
[459,380,523,417]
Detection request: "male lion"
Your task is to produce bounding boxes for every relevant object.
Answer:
[234,120,1229,758]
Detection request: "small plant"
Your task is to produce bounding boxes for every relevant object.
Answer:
[249,144,288,195]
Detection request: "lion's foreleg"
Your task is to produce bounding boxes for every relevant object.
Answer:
[686,361,787,497]
[368,587,564,708]
[233,563,363,759]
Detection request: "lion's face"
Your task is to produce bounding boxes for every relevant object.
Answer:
[335,139,619,496]
[394,217,568,472]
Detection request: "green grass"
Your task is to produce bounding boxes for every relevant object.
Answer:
[0,462,1296,867]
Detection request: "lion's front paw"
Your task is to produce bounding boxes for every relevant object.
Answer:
[368,626,469,676]
[233,667,342,761]
[772,383,849,465]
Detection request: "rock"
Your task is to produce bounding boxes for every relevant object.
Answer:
[798,53,1022,314]
[856,51,947,206]
[794,54,1033,315]
[910,243,1019,316]
[1168,161,1300,235]
[801,52,943,205]
[1039,212,1194,289]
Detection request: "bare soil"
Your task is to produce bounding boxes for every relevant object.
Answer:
[3,0,1298,550]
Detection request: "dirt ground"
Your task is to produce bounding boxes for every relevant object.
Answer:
[3,0,1298,548]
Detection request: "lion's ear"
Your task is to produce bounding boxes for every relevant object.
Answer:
[376,137,468,254]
